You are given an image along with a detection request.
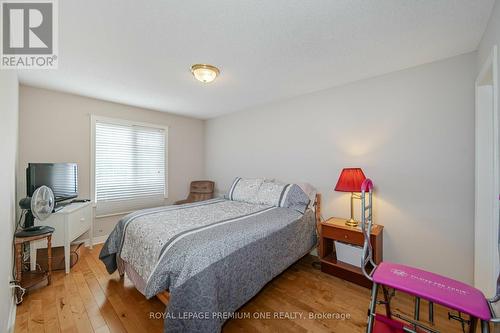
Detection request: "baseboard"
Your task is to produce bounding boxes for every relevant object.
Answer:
[82,235,108,247]
[7,292,16,333]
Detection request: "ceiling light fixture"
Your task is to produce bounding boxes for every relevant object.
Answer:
[191,64,220,83]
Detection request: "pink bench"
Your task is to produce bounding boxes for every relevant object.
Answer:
[373,262,491,321]
[360,178,495,333]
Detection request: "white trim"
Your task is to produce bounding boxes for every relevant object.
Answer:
[90,114,169,215]
[91,115,170,132]
[95,210,135,219]
[477,47,498,86]
[90,114,96,204]
[474,45,499,297]
[7,294,16,333]
[82,234,109,247]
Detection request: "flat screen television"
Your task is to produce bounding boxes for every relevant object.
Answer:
[26,163,78,202]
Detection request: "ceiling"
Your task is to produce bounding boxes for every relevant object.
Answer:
[18,0,495,119]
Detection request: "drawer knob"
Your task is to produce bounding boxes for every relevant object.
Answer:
[344,235,348,239]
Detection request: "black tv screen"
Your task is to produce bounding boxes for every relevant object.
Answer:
[27,163,78,202]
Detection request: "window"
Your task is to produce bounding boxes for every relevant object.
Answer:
[92,116,167,216]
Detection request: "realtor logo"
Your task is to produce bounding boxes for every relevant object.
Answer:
[1,0,58,69]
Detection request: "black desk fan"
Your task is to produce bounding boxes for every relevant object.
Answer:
[16,185,55,237]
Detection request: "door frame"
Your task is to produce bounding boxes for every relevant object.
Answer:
[475,45,499,297]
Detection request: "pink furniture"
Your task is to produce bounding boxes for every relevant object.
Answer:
[360,179,498,333]
[373,262,491,321]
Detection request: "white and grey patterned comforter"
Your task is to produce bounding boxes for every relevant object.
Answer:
[100,198,317,333]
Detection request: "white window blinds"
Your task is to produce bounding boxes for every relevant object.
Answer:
[94,119,167,212]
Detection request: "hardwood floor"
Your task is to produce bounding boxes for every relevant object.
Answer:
[15,244,469,333]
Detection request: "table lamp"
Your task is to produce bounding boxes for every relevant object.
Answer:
[334,168,366,227]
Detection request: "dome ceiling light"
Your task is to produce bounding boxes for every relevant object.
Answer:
[191,64,220,83]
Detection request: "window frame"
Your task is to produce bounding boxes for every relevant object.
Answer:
[90,115,169,217]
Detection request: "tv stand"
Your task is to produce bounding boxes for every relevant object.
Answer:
[30,201,93,273]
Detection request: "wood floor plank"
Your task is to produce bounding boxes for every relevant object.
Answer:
[16,244,469,333]
[15,311,29,333]
[86,246,165,332]
[72,270,108,332]
[63,272,95,333]
[40,279,61,333]
[27,298,44,333]
[53,271,78,333]
[84,275,127,333]
[93,326,111,333]
[15,299,29,333]
[82,251,145,333]
[77,257,126,333]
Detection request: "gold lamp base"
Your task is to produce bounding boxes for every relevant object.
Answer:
[345,218,359,227]
[345,192,361,227]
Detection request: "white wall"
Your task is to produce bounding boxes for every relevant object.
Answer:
[18,86,205,238]
[0,71,19,333]
[206,53,476,283]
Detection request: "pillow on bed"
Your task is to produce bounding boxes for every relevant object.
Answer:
[296,182,317,210]
[278,184,311,214]
[253,180,288,206]
[227,177,264,202]
[227,177,311,214]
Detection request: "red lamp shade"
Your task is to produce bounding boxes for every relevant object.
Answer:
[334,168,366,192]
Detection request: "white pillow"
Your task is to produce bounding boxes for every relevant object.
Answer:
[253,181,287,206]
[228,177,264,202]
[227,177,316,213]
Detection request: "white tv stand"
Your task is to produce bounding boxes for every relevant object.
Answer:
[30,201,93,274]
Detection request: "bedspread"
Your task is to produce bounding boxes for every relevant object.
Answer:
[99,198,316,332]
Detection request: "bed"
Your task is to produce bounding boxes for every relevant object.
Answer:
[99,178,320,333]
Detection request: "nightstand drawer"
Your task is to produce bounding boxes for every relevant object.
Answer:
[322,225,364,246]
[320,217,383,288]
[68,205,91,240]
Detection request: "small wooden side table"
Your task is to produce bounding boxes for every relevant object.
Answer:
[14,232,53,300]
[319,217,383,288]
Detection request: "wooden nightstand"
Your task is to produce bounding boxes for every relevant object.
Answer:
[319,217,383,288]
[14,231,53,302]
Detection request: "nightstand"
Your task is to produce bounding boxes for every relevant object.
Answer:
[319,217,383,288]
[14,231,53,302]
